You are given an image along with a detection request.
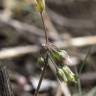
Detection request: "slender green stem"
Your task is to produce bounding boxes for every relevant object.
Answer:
[48,53,58,70]
[40,12,48,44]
[34,54,48,96]
[79,47,92,75]
[75,67,82,96]
[75,47,92,96]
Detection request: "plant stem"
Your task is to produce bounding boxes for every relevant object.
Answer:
[48,53,58,70]
[34,54,48,96]
[74,47,92,96]
[75,67,82,96]
[34,11,49,96]
[79,46,92,75]
[40,12,48,44]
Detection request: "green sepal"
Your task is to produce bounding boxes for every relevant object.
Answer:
[58,50,68,59]
[37,57,44,65]
[62,66,76,83]
[51,51,62,62]
[57,68,68,83]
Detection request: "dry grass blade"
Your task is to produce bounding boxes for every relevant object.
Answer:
[0,45,39,59]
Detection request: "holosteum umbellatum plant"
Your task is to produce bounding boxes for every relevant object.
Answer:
[33,0,76,96]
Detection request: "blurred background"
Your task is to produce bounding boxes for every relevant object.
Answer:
[0,0,96,96]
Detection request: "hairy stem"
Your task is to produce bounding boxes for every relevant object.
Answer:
[34,10,49,96]
[34,54,48,96]
[40,12,48,44]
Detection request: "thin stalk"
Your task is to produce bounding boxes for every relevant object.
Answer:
[34,54,48,96]
[40,12,48,44]
[75,67,82,96]
[34,10,49,96]
[74,47,92,96]
[79,46,92,75]
[48,53,58,70]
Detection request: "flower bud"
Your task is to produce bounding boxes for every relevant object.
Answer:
[51,51,62,62]
[58,50,72,65]
[34,0,45,13]
[62,66,76,82]
[58,50,68,58]
[38,57,44,65]
[57,68,68,82]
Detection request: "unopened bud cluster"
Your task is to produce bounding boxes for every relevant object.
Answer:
[34,0,76,83]
[38,47,76,83]
[52,49,76,83]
